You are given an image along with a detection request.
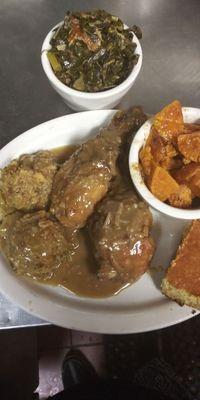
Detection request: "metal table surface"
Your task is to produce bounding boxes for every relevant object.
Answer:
[0,0,200,329]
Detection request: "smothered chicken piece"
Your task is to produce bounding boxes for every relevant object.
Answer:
[50,107,146,229]
[88,185,155,282]
[0,211,78,280]
[0,151,57,215]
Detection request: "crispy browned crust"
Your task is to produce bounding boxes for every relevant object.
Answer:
[162,278,200,310]
[162,220,200,310]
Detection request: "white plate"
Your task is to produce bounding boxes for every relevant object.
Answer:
[0,111,198,333]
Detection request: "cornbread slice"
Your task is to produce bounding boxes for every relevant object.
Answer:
[161,220,200,309]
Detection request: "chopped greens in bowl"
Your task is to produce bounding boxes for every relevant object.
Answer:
[47,10,142,93]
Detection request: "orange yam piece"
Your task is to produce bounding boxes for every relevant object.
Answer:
[172,163,200,197]
[153,100,184,142]
[139,145,155,176]
[183,123,200,134]
[168,185,192,208]
[178,132,200,162]
[182,158,191,165]
[150,131,178,169]
[145,128,154,146]
[150,128,165,164]
[146,127,178,169]
[149,166,179,201]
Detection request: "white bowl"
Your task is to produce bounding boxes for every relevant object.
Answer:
[41,22,143,111]
[129,107,200,220]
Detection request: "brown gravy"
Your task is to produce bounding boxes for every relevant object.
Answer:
[47,229,130,298]
[50,145,78,163]
[46,145,130,298]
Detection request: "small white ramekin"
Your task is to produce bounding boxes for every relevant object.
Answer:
[129,107,200,220]
[41,22,143,111]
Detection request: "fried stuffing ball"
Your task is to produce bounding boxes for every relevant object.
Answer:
[0,151,57,216]
[0,211,78,280]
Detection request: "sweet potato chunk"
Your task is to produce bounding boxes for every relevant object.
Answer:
[172,163,200,197]
[139,145,154,176]
[182,158,191,165]
[140,100,200,209]
[150,129,165,164]
[149,166,179,201]
[168,185,192,208]
[145,126,178,170]
[183,123,200,134]
[150,131,178,169]
[145,127,154,146]
[153,100,184,142]
[178,132,200,162]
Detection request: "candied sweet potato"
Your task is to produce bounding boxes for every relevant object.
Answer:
[153,100,184,142]
[145,127,154,146]
[182,158,191,165]
[183,123,200,134]
[178,132,200,162]
[139,145,155,176]
[168,185,192,208]
[149,166,179,201]
[150,128,165,164]
[172,163,200,197]
[140,101,200,209]
[150,131,178,169]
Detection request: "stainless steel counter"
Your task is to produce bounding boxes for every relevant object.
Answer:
[0,0,200,328]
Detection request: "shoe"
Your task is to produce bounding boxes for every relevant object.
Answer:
[62,348,99,390]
